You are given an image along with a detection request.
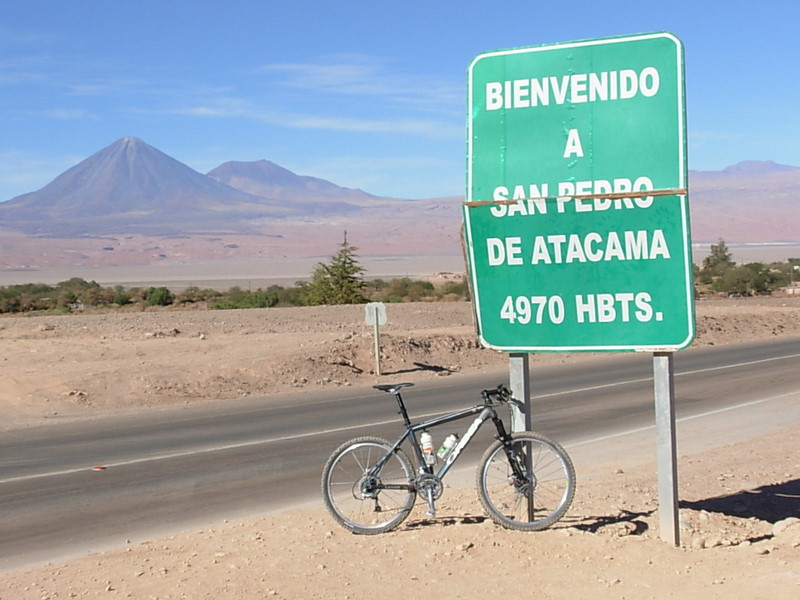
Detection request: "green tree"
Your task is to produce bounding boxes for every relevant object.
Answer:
[211,286,278,309]
[378,277,434,302]
[711,262,780,296]
[784,258,800,287]
[146,286,174,306]
[305,232,367,305]
[57,288,78,308]
[175,286,221,305]
[266,284,306,307]
[112,285,132,306]
[702,238,736,277]
[440,277,470,301]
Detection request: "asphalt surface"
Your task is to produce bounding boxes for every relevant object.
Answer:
[2,337,800,572]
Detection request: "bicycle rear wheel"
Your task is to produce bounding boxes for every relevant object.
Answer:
[477,432,575,531]
[322,436,416,535]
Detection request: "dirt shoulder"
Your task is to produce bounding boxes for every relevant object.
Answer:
[3,296,800,428]
[1,426,798,599]
[0,297,799,598]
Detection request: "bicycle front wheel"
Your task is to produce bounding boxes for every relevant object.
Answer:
[322,436,416,535]
[477,432,575,531]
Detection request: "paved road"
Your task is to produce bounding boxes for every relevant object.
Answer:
[2,337,800,571]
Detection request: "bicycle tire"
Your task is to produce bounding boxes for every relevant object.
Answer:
[321,436,416,535]
[476,432,575,531]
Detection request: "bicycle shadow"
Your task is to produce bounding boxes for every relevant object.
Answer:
[568,509,653,535]
[404,514,489,529]
[403,511,653,535]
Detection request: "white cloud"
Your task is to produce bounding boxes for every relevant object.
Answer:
[167,74,463,140]
[171,100,461,139]
[65,76,154,97]
[39,108,99,120]
[258,54,463,109]
[0,55,53,86]
[0,151,82,200]
[0,24,56,46]
[280,113,461,138]
[291,154,462,199]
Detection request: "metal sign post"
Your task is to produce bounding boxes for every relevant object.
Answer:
[654,351,680,545]
[508,353,531,432]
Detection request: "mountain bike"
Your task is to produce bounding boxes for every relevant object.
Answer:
[321,383,575,534]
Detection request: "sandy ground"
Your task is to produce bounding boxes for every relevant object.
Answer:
[1,296,799,598]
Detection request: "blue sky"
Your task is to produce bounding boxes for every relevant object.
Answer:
[1,0,798,201]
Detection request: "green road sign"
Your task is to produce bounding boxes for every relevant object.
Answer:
[464,32,694,352]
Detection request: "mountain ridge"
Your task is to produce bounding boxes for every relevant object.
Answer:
[2,137,269,217]
[207,160,383,204]
[0,137,368,236]
[0,137,798,269]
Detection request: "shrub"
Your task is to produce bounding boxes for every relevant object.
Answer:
[211,288,278,309]
[146,286,174,306]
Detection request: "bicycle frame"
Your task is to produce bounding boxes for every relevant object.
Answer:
[374,392,513,484]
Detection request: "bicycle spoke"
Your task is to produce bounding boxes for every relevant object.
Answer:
[477,433,575,531]
[322,438,415,535]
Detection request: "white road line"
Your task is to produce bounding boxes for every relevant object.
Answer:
[0,407,461,485]
[536,352,800,399]
[568,389,800,447]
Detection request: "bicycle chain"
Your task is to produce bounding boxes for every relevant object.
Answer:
[415,474,444,501]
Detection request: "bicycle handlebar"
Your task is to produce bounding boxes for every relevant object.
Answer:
[481,384,518,404]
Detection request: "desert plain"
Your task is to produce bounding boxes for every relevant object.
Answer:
[0,293,799,599]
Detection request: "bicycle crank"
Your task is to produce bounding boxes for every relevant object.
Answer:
[415,474,444,517]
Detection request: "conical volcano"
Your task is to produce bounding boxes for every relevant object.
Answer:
[0,137,313,235]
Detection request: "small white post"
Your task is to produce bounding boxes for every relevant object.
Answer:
[373,306,381,377]
[365,303,386,377]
